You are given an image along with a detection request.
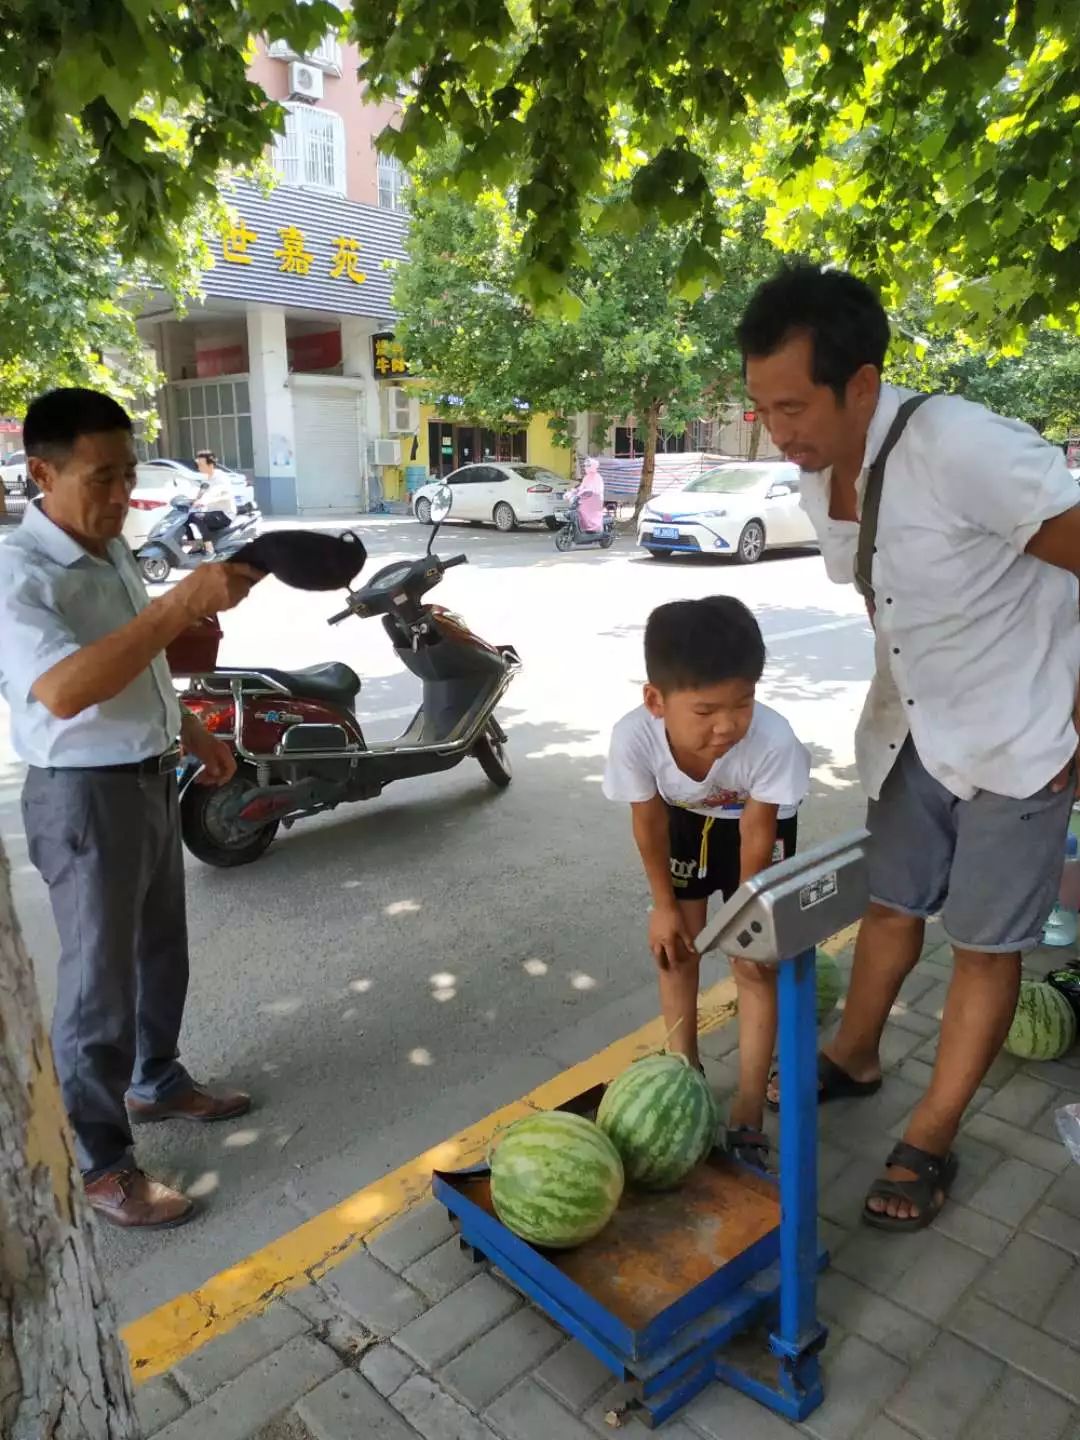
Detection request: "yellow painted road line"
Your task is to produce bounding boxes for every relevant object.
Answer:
[124,923,859,1382]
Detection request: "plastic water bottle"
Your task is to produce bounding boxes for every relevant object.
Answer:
[1043,833,1079,948]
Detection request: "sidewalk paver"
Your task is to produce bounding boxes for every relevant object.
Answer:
[532,1338,613,1412]
[886,1332,1002,1440]
[296,1369,415,1440]
[357,1343,417,1398]
[322,1250,426,1336]
[439,1308,561,1410]
[395,1273,519,1369]
[132,940,1080,1440]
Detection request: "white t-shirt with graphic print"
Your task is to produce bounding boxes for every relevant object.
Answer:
[603,702,811,821]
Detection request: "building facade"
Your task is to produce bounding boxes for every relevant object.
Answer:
[138,34,415,515]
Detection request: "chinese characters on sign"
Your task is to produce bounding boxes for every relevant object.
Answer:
[275,226,315,276]
[221,218,258,266]
[330,236,366,285]
[372,332,409,377]
[218,215,367,287]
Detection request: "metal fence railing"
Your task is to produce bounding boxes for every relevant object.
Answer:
[0,494,28,526]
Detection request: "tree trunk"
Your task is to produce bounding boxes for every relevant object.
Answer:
[0,839,138,1439]
[747,414,763,460]
[632,403,661,521]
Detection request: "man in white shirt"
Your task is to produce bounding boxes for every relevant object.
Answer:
[737,265,1080,1231]
[0,389,262,1230]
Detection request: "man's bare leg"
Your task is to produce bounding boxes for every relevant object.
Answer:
[767,902,924,1103]
[867,947,1020,1221]
[824,904,926,1079]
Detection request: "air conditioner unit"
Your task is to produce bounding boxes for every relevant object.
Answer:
[288,62,324,100]
[368,438,401,467]
[386,386,418,435]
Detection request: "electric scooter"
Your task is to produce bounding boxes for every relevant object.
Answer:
[136,495,262,584]
[177,486,521,867]
[553,495,616,552]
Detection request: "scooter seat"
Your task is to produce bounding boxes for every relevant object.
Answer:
[259,663,362,705]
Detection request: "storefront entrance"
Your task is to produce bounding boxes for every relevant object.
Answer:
[428,421,527,478]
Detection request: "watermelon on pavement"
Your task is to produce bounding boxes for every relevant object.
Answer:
[816,951,844,1026]
[1046,966,1080,1028]
[596,1053,720,1191]
[1005,978,1077,1061]
[490,1111,624,1249]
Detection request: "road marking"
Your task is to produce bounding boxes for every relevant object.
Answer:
[123,921,859,1381]
[764,616,868,644]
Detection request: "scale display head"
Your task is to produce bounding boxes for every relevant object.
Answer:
[696,830,870,964]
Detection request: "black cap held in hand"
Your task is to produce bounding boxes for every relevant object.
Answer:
[230,530,367,591]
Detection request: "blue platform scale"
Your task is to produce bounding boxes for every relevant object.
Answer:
[433,832,870,1429]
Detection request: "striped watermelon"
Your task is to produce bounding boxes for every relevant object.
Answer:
[490,1111,624,1248]
[1046,966,1080,1028]
[596,1053,720,1191]
[816,951,844,1026]
[1005,979,1077,1061]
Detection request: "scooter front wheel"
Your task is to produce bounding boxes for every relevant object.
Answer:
[600,530,616,549]
[181,764,279,867]
[140,554,171,584]
[474,726,512,788]
[554,525,574,553]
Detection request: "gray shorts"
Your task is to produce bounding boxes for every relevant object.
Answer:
[868,739,1073,952]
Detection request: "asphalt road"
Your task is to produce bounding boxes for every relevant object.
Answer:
[0,516,873,1321]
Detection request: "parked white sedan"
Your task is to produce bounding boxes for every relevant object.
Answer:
[1,449,27,495]
[139,457,255,509]
[637,461,815,563]
[412,463,565,531]
[123,463,201,550]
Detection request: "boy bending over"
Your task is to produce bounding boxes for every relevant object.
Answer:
[604,597,810,1167]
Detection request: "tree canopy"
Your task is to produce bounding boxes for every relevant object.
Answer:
[1,0,339,267]
[358,1,1080,338]
[0,93,210,416]
[2,0,1078,416]
[394,152,775,508]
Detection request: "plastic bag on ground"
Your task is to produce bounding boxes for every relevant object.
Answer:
[1055,1103,1080,1166]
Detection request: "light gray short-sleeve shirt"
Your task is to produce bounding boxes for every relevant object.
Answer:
[0,503,181,768]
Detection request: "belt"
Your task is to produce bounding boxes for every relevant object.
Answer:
[68,746,182,776]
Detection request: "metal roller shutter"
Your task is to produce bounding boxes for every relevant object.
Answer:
[293,387,365,512]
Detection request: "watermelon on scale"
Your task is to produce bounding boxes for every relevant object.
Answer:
[596,1053,720,1190]
[490,1111,624,1249]
[1005,978,1077,1061]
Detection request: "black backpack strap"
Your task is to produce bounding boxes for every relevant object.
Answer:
[854,394,934,605]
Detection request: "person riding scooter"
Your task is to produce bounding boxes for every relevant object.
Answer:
[190,450,236,555]
[563,457,605,532]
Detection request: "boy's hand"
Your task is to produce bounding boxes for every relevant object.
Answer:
[649,904,698,972]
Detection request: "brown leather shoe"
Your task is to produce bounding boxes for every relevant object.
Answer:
[85,1168,195,1229]
[128,1081,252,1124]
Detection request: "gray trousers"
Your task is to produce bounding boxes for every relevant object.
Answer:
[22,766,191,1177]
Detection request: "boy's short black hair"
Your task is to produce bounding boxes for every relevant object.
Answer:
[645,596,765,693]
[24,387,133,462]
[196,450,217,465]
[736,263,890,401]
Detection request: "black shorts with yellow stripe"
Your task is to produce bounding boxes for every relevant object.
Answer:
[666,805,798,902]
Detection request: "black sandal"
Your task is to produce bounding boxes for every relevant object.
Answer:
[726,1126,772,1173]
[862,1141,958,1232]
[765,1052,883,1113]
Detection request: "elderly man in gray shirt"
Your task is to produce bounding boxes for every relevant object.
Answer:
[0,388,261,1230]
